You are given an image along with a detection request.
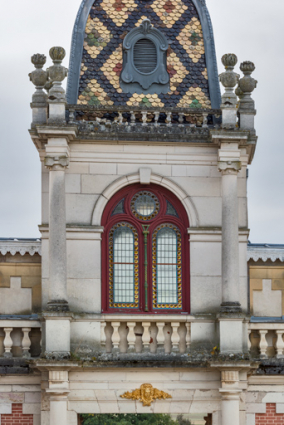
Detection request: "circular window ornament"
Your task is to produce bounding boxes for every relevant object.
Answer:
[131,191,159,220]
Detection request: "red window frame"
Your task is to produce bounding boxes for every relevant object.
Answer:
[101,183,190,314]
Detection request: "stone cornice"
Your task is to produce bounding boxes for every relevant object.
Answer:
[247,246,284,263]
[0,240,41,256]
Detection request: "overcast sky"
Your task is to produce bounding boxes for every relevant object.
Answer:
[0,0,283,243]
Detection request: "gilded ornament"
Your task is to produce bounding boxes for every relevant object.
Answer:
[121,383,172,406]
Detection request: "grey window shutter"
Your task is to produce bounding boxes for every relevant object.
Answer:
[133,38,157,74]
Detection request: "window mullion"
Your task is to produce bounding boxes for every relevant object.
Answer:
[142,225,150,312]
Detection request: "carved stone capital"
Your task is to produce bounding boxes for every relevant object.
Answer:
[44,155,69,170]
[218,161,241,175]
[221,370,239,384]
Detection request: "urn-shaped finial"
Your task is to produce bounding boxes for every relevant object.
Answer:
[235,85,244,100]
[31,54,46,69]
[239,61,257,94]
[46,46,68,123]
[47,46,68,84]
[221,53,238,69]
[49,46,66,63]
[29,53,49,125]
[219,53,240,109]
[29,54,48,88]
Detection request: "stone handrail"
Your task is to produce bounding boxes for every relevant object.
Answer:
[0,319,41,359]
[101,315,191,355]
[248,323,284,359]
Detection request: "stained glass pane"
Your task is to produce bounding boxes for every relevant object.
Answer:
[111,199,125,216]
[135,194,155,216]
[113,227,135,303]
[156,227,178,304]
[131,191,159,220]
[166,201,178,217]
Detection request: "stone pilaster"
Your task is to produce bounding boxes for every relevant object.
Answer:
[211,363,255,425]
[44,139,70,312]
[218,159,242,312]
[46,369,70,425]
[212,131,249,353]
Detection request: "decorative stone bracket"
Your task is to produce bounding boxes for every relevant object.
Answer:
[218,160,242,174]
[44,155,69,170]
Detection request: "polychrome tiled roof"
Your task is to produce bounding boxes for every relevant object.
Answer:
[67,0,221,109]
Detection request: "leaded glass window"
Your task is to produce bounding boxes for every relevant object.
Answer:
[152,224,182,310]
[102,183,189,313]
[111,199,125,216]
[109,222,139,309]
[131,191,159,220]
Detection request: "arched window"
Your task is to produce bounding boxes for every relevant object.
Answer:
[101,184,189,314]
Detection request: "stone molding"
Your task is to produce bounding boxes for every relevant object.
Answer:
[247,246,284,263]
[91,172,199,227]
[0,240,41,256]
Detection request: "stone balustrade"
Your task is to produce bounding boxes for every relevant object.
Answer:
[0,319,41,358]
[101,315,191,355]
[68,104,221,126]
[66,105,222,143]
[248,323,284,358]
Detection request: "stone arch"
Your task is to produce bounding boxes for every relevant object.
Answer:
[91,173,199,227]
[66,0,221,108]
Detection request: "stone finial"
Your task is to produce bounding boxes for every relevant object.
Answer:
[49,46,66,62]
[48,47,67,85]
[29,54,49,125]
[239,61,257,98]
[219,54,240,107]
[46,46,68,123]
[29,54,48,95]
[236,61,257,130]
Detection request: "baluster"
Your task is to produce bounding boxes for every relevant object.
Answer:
[68,108,76,124]
[142,111,147,126]
[111,322,120,353]
[130,111,135,125]
[171,322,180,353]
[156,322,165,353]
[127,322,136,353]
[247,329,252,353]
[3,328,13,358]
[166,112,172,126]
[22,328,31,358]
[259,330,268,358]
[154,111,160,126]
[202,113,208,128]
[100,321,107,352]
[178,113,184,126]
[185,323,191,352]
[276,330,284,358]
[142,322,151,353]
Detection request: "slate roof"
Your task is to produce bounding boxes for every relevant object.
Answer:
[67,0,221,109]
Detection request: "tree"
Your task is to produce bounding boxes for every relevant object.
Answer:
[81,413,187,425]
[176,415,192,425]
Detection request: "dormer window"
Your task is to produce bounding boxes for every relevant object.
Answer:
[120,19,170,94]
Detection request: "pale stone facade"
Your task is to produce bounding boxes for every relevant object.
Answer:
[0,1,283,425]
